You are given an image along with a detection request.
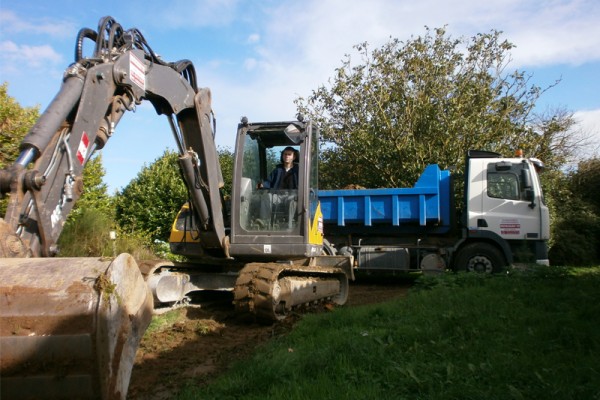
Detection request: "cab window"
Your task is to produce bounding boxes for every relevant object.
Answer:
[487,172,521,200]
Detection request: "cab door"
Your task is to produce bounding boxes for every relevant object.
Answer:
[229,120,322,259]
[477,159,543,241]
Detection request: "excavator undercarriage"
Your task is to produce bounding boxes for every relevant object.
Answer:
[234,257,351,321]
[138,256,352,321]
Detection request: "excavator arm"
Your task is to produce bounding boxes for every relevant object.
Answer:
[0,15,226,259]
[0,16,227,399]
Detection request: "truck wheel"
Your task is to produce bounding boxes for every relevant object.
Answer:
[454,242,505,273]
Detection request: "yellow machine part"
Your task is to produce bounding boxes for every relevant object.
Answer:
[308,202,325,246]
[0,253,153,400]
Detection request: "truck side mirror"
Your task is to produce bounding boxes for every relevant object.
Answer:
[521,168,532,189]
[525,188,534,202]
[521,169,535,208]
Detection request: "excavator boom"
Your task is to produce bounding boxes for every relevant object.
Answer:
[0,17,225,259]
[0,16,226,399]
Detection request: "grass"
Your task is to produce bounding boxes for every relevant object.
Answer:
[178,266,600,400]
[145,308,188,335]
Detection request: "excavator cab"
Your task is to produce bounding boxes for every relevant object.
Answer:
[229,118,323,259]
[170,117,325,260]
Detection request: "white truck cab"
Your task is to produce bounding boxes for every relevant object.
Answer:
[465,150,550,266]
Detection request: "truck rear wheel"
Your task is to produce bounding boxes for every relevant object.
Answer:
[454,242,505,273]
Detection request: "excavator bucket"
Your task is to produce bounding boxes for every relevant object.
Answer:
[0,253,153,400]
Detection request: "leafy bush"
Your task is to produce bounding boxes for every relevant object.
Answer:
[57,207,115,257]
[57,207,157,258]
[548,163,600,266]
[115,149,187,242]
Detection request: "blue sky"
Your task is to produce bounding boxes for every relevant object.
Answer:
[1,0,599,193]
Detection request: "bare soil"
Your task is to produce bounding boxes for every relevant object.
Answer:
[128,280,411,399]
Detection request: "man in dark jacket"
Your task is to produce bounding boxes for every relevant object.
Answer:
[258,146,299,189]
[256,146,299,228]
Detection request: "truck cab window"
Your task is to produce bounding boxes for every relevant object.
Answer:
[487,172,521,200]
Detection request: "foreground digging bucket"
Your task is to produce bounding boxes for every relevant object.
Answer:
[0,253,153,400]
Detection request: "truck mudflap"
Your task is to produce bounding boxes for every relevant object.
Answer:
[233,255,354,321]
[0,253,153,400]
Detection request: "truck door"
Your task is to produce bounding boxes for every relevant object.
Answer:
[478,159,545,241]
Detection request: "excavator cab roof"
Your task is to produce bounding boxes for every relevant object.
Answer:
[242,120,307,148]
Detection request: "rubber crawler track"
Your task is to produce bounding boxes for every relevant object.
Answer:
[233,262,347,321]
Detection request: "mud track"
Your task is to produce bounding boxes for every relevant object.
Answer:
[128,279,411,399]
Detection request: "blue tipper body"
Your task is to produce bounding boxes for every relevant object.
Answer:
[318,164,452,234]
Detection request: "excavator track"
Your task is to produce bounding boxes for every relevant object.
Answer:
[233,256,353,321]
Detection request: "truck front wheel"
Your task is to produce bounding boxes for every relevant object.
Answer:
[454,242,505,273]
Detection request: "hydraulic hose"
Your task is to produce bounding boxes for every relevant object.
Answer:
[74,28,97,62]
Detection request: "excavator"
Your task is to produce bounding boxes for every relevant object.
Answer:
[0,16,353,399]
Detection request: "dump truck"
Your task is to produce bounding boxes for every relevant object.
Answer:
[318,150,550,273]
[0,16,352,399]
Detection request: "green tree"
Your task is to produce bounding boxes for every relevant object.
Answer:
[115,147,234,243]
[116,149,187,242]
[0,82,40,168]
[0,82,40,215]
[297,28,576,190]
[72,153,113,217]
[218,146,234,198]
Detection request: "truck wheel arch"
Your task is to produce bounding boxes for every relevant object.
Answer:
[452,232,511,273]
[453,241,506,273]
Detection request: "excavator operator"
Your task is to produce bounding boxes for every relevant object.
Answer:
[256,146,299,228]
[258,146,299,189]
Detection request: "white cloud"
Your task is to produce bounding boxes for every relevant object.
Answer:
[505,2,600,67]
[252,0,600,74]
[0,41,19,53]
[573,109,600,158]
[247,33,260,44]
[0,40,63,69]
[243,58,258,70]
[0,10,75,38]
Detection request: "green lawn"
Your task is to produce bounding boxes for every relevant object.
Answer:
[179,266,600,400]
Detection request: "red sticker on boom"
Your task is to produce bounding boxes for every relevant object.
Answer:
[77,132,89,165]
